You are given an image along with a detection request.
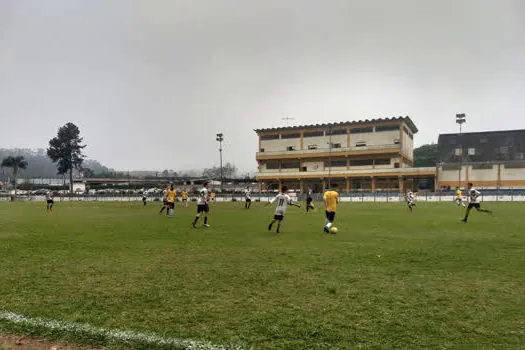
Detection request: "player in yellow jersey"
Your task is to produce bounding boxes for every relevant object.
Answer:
[455,186,466,207]
[323,184,339,233]
[181,188,189,207]
[166,184,177,217]
[210,191,216,206]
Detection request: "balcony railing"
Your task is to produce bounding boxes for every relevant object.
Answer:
[256,167,437,178]
[256,143,401,157]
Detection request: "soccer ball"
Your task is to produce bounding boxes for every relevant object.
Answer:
[329,227,338,234]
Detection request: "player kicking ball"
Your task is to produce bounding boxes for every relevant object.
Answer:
[323,184,339,233]
[267,186,300,234]
[462,183,492,222]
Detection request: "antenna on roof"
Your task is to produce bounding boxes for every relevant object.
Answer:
[282,116,294,126]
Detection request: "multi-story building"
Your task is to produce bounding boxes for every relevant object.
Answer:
[255,116,436,193]
[437,129,525,189]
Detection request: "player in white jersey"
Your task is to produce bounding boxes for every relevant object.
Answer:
[306,187,315,212]
[406,190,416,211]
[462,183,492,222]
[266,186,300,234]
[159,186,169,214]
[244,187,252,209]
[142,191,147,206]
[192,182,210,228]
[46,190,54,213]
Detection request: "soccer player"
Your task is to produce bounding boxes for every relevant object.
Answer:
[166,184,176,218]
[462,183,492,222]
[323,184,339,233]
[267,186,300,234]
[192,182,211,228]
[455,186,466,207]
[46,190,54,213]
[245,187,252,209]
[159,186,169,214]
[142,191,147,206]
[306,187,315,212]
[406,190,416,211]
[181,188,189,207]
[210,191,216,206]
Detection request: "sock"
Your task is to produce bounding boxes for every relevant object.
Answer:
[326,222,333,229]
[277,223,281,232]
[193,216,199,225]
[204,216,208,225]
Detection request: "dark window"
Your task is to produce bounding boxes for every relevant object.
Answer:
[300,167,307,172]
[355,142,367,147]
[281,132,301,139]
[331,143,342,149]
[266,162,280,169]
[260,134,279,141]
[350,127,373,134]
[286,146,296,151]
[259,148,265,152]
[376,125,400,132]
[442,164,461,171]
[308,145,318,150]
[472,164,493,170]
[350,159,374,166]
[281,161,300,169]
[393,139,400,144]
[374,159,391,165]
[328,128,347,135]
[325,160,347,167]
[504,163,525,169]
[303,131,324,137]
[394,162,400,168]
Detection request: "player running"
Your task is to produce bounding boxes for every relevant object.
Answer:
[245,187,252,209]
[306,187,315,212]
[210,191,216,206]
[323,184,339,233]
[192,182,211,228]
[46,190,54,213]
[406,190,416,211]
[159,186,169,214]
[267,186,300,234]
[142,191,147,206]
[462,183,492,222]
[455,186,466,207]
[181,188,189,207]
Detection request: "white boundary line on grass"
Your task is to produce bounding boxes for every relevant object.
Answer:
[0,310,245,350]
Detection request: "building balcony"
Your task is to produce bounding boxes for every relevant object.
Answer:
[256,144,402,160]
[256,166,436,179]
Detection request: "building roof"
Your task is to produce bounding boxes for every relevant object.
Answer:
[437,129,525,164]
[254,116,418,134]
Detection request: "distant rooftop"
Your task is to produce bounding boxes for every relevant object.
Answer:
[254,116,418,134]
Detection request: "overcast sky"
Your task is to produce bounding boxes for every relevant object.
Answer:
[1,0,524,173]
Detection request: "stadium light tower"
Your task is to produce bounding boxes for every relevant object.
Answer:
[456,113,466,188]
[216,133,224,191]
[327,126,332,189]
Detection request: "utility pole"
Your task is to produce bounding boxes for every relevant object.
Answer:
[456,113,466,188]
[327,126,332,189]
[216,133,224,192]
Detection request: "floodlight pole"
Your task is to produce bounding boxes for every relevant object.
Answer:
[456,113,466,188]
[327,126,332,189]
[216,133,224,192]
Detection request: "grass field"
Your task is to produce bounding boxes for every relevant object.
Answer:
[1,200,525,349]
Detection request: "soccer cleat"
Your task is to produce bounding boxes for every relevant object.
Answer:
[324,226,330,233]
[276,230,280,234]
[268,223,273,231]
[461,218,467,223]
[192,222,196,228]
[203,224,210,228]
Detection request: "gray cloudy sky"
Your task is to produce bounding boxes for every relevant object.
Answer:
[1,0,524,173]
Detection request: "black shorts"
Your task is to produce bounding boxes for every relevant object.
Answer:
[306,197,313,204]
[163,200,168,205]
[142,197,147,201]
[47,200,54,205]
[167,202,175,208]
[246,198,251,202]
[468,203,481,209]
[325,211,336,222]
[274,214,284,221]
[197,204,209,213]
[182,198,187,202]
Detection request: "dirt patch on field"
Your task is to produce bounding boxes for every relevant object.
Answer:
[0,335,102,350]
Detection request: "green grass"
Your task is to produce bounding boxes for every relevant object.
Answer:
[1,201,525,349]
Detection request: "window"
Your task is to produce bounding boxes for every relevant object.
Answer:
[303,131,324,137]
[393,139,400,144]
[260,134,279,140]
[281,132,300,139]
[266,162,279,169]
[331,143,342,149]
[374,159,391,165]
[259,148,265,152]
[355,142,367,147]
[454,148,462,156]
[328,129,347,135]
[350,127,373,134]
[376,125,400,132]
[350,159,374,166]
[468,148,476,155]
[480,137,488,143]
[307,144,318,150]
[281,161,300,169]
[286,146,296,151]
[394,162,400,168]
[325,160,347,167]
[500,146,509,154]
[515,153,525,160]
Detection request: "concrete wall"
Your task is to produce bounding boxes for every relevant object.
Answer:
[501,165,525,181]
[401,131,414,159]
[469,166,497,181]
[260,137,301,152]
